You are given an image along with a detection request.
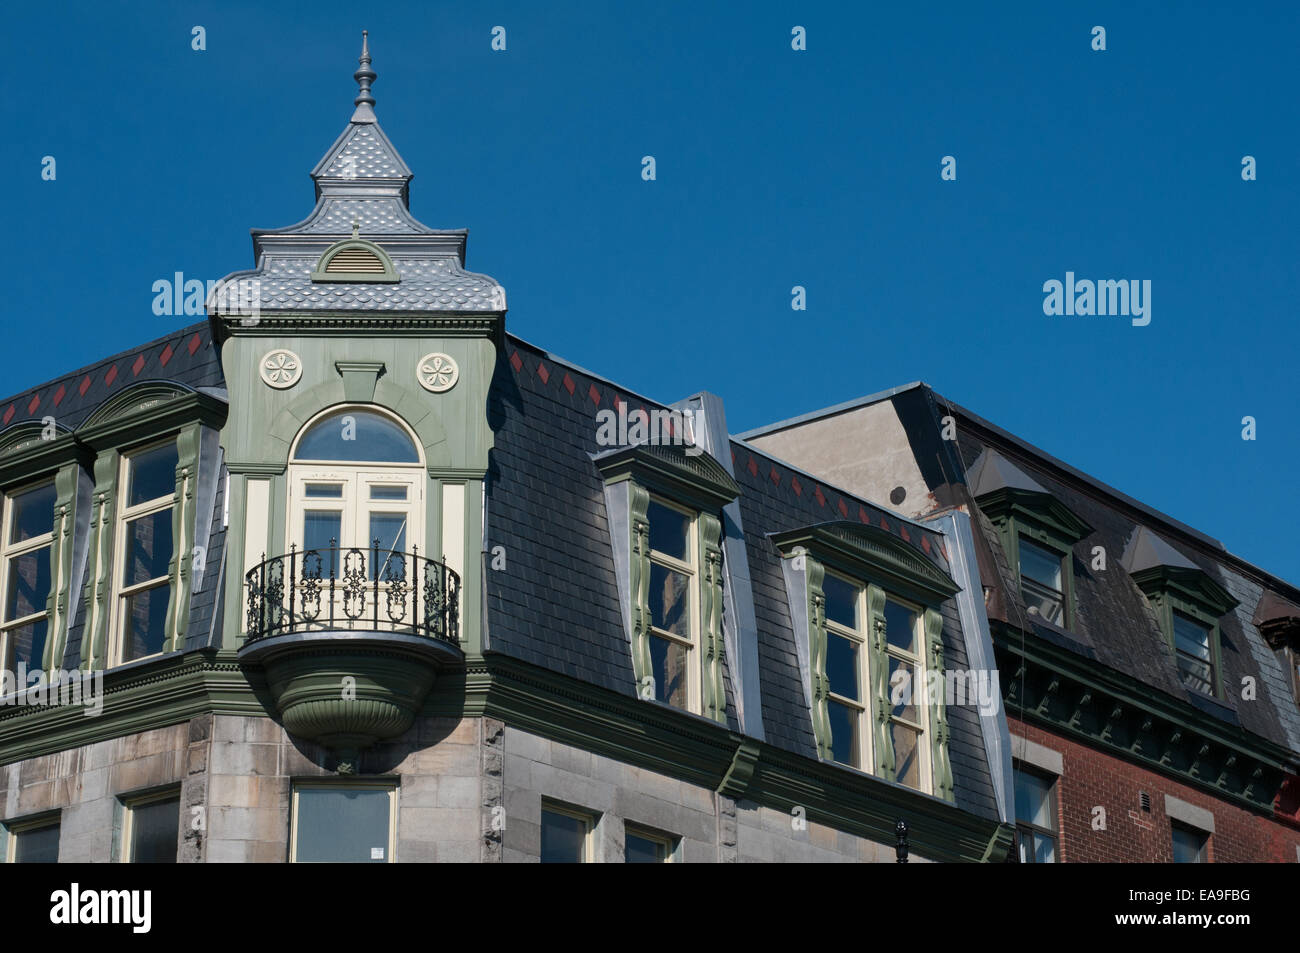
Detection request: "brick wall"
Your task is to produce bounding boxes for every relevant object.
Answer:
[1010,716,1300,863]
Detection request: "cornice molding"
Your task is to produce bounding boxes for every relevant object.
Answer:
[593,442,741,511]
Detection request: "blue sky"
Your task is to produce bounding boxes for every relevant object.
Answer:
[5,2,1298,579]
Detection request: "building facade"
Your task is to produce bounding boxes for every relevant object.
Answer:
[745,384,1300,862]
[0,38,1015,863]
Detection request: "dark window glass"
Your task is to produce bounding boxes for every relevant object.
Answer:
[649,634,689,709]
[121,585,170,661]
[128,796,179,863]
[369,485,407,501]
[884,599,918,653]
[294,410,419,463]
[123,511,173,586]
[822,574,858,630]
[294,787,392,862]
[127,443,179,508]
[12,822,59,863]
[625,831,670,863]
[891,721,921,789]
[5,548,51,621]
[6,619,49,673]
[1173,613,1214,694]
[541,809,589,863]
[888,655,920,722]
[648,562,689,637]
[1014,767,1058,863]
[826,632,859,700]
[304,483,344,499]
[368,513,407,580]
[1171,824,1208,863]
[827,698,859,767]
[8,484,56,544]
[1019,539,1065,625]
[647,501,690,562]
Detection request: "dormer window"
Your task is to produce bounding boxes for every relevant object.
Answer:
[310,232,399,284]
[1173,612,1214,694]
[1018,538,1067,626]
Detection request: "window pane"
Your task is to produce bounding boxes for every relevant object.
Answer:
[369,512,408,553]
[625,832,668,863]
[828,699,860,767]
[5,545,51,621]
[122,584,170,661]
[129,797,179,863]
[5,618,49,672]
[884,600,918,653]
[1173,614,1211,661]
[826,632,859,701]
[1034,832,1056,863]
[888,656,920,722]
[304,483,344,499]
[294,410,419,463]
[13,823,60,863]
[127,443,178,508]
[1019,539,1063,590]
[1014,771,1054,829]
[1171,825,1206,863]
[369,485,407,501]
[304,510,342,554]
[294,787,392,862]
[891,721,922,789]
[823,575,858,630]
[649,634,690,709]
[8,483,56,544]
[649,562,690,637]
[647,501,689,562]
[1177,655,1214,694]
[541,809,588,863]
[123,510,173,586]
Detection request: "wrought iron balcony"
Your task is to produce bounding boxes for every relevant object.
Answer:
[244,542,460,644]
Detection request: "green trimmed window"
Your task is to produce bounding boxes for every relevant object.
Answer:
[0,481,57,673]
[594,442,738,724]
[1017,538,1067,626]
[773,522,960,800]
[646,497,699,711]
[1129,564,1237,700]
[1173,612,1214,694]
[111,440,180,664]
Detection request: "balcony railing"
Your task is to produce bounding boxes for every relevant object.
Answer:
[245,542,460,644]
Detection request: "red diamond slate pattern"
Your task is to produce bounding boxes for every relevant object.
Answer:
[588,384,601,406]
[813,485,826,508]
[2,405,13,426]
[562,373,575,396]
[536,361,549,385]
[509,350,522,373]
[0,323,220,432]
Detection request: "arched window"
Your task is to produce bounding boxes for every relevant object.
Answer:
[287,408,424,574]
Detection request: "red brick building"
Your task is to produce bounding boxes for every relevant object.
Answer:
[744,383,1300,863]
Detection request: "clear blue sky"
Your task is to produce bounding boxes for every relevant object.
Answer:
[5,2,1298,579]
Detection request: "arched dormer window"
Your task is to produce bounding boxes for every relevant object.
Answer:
[287,408,424,577]
[310,236,399,284]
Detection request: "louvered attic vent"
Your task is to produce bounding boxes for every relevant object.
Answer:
[310,237,400,283]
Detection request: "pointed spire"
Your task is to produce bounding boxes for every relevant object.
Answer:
[351,30,377,123]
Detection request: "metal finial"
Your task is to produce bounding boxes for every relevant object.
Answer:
[354,30,376,108]
[351,217,360,239]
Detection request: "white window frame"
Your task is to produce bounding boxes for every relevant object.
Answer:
[540,800,595,863]
[883,593,931,794]
[119,788,181,863]
[289,780,398,864]
[4,812,60,863]
[109,439,179,666]
[623,823,678,863]
[646,495,699,714]
[0,480,56,674]
[824,569,872,773]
